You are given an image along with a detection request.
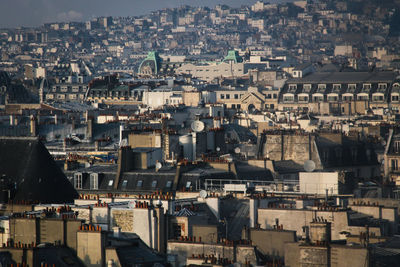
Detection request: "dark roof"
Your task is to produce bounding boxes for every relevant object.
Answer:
[0,137,78,203]
[287,71,396,84]
[116,245,165,266]
[33,246,85,267]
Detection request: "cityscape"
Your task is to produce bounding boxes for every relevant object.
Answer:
[1,0,400,266]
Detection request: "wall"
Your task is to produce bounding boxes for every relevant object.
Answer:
[299,172,339,195]
[40,219,64,244]
[77,231,105,267]
[192,225,218,243]
[263,134,322,169]
[10,218,37,244]
[299,246,329,267]
[330,245,368,267]
[349,204,398,235]
[182,91,201,107]
[112,209,134,232]
[167,241,235,267]
[246,228,296,258]
[257,208,350,240]
[128,133,161,149]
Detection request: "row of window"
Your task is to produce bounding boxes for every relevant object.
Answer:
[74,173,194,190]
[52,85,88,92]
[288,83,393,91]
[283,95,399,102]
[46,93,85,100]
[220,93,243,99]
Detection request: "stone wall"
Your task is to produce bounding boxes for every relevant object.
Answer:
[112,209,134,232]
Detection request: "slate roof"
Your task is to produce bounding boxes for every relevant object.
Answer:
[0,136,78,203]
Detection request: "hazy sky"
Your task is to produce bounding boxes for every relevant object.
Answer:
[0,0,266,28]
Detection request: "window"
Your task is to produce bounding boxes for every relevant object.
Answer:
[283,95,294,102]
[378,83,387,90]
[303,84,311,91]
[394,141,400,153]
[298,96,308,102]
[152,180,158,188]
[392,95,399,102]
[333,84,341,90]
[348,84,356,90]
[328,96,338,101]
[166,181,172,188]
[343,95,353,101]
[363,84,371,90]
[318,84,326,90]
[220,94,225,99]
[121,180,128,189]
[74,173,82,189]
[90,173,98,190]
[372,95,384,101]
[226,94,230,99]
[108,180,114,187]
[270,104,274,109]
[392,159,398,171]
[289,84,297,91]
[237,104,241,109]
[234,94,239,99]
[137,180,143,187]
[186,181,192,189]
[173,223,182,238]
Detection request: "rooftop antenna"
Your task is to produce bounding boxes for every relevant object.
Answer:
[304,160,316,172]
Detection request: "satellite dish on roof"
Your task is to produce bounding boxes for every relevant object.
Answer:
[304,160,316,172]
[191,120,205,132]
[199,190,208,199]
[155,162,162,172]
[234,147,241,154]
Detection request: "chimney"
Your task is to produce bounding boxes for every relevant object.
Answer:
[86,118,93,141]
[30,115,37,136]
[112,227,120,238]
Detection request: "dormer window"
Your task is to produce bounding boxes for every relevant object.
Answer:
[363,84,371,90]
[348,84,356,90]
[74,173,82,189]
[378,83,387,90]
[289,84,297,91]
[333,84,341,91]
[318,84,326,90]
[394,141,400,153]
[303,84,311,91]
[90,173,98,190]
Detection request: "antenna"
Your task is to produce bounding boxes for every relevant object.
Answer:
[304,160,316,172]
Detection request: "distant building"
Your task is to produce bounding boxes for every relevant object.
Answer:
[279,71,398,115]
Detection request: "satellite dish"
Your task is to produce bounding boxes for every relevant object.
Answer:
[304,160,316,172]
[191,120,205,132]
[216,147,221,152]
[155,162,162,172]
[199,190,208,199]
[234,147,241,154]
